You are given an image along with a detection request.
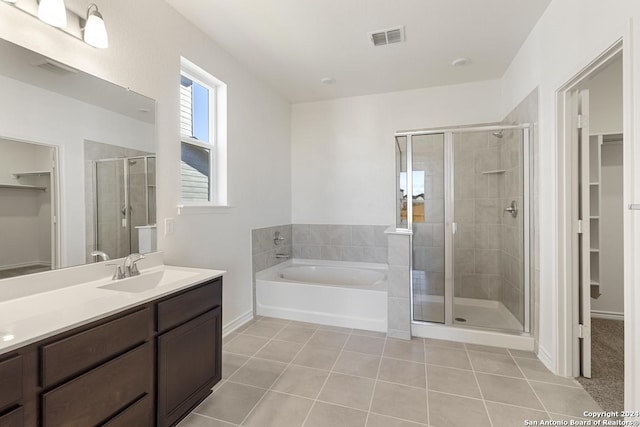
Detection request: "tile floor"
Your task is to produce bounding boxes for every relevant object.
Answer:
[178,317,603,427]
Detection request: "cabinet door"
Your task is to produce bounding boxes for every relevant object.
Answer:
[157,307,221,427]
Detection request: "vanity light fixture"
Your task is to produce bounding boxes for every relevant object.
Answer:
[37,0,68,28]
[83,3,108,49]
[2,0,18,4]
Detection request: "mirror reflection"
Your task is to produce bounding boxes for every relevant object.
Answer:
[0,38,156,279]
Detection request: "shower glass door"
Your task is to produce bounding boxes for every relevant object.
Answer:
[397,134,446,324]
[451,129,527,332]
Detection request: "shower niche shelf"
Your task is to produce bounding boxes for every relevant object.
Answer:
[480,169,506,175]
[0,183,47,191]
[12,171,51,178]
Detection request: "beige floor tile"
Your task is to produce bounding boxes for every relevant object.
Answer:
[222,352,249,379]
[423,338,465,349]
[286,320,320,330]
[222,333,239,346]
[468,351,524,378]
[274,326,316,344]
[508,349,538,359]
[228,358,287,389]
[194,382,265,424]
[465,343,509,354]
[370,381,428,424]
[292,345,341,370]
[243,391,313,427]
[514,358,581,387]
[344,335,386,355]
[383,339,425,363]
[177,413,237,427]
[424,346,471,370]
[334,351,381,379]
[485,401,549,427]
[254,340,304,363]
[378,358,426,388]
[271,365,329,399]
[426,364,482,398]
[318,325,353,334]
[352,329,387,338]
[306,330,349,349]
[530,381,601,417]
[257,317,290,325]
[304,402,367,427]
[476,373,544,410]
[233,321,256,333]
[223,335,269,357]
[241,321,285,339]
[318,373,376,410]
[365,413,427,427]
[429,391,491,427]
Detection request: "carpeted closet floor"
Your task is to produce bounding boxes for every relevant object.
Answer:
[577,318,624,413]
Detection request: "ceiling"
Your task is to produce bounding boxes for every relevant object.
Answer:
[167,0,552,103]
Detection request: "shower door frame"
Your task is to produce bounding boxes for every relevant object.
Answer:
[94,155,155,257]
[396,124,532,335]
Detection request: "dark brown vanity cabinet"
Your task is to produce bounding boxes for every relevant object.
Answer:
[0,277,222,427]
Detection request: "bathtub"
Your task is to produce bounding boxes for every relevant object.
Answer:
[256,260,388,332]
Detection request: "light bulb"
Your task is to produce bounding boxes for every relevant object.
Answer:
[84,4,108,48]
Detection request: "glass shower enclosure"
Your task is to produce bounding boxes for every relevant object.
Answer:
[94,156,156,259]
[395,125,531,334]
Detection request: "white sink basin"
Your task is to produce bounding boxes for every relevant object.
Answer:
[98,269,200,293]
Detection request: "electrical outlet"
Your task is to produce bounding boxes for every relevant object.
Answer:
[164,217,174,235]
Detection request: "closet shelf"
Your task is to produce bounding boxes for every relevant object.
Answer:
[590,216,600,219]
[589,182,599,186]
[0,184,47,191]
[481,170,506,175]
[12,171,51,178]
[590,248,600,253]
[591,280,600,286]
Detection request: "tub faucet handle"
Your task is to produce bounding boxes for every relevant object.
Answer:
[274,231,285,245]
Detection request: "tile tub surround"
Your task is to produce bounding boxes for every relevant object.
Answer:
[386,231,411,340]
[178,316,605,427]
[251,225,292,316]
[292,224,388,264]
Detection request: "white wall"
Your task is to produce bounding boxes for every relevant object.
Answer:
[0,73,154,268]
[593,144,624,315]
[0,0,291,328]
[291,80,503,225]
[499,0,640,383]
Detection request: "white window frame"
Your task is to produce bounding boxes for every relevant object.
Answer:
[179,57,228,208]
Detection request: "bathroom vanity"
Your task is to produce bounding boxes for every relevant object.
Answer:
[0,257,224,427]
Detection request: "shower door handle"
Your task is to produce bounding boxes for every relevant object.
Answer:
[629,204,640,210]
[452,222,457,235]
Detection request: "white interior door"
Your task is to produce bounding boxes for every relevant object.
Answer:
[577,89,592,378]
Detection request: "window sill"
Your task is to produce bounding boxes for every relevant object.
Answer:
[177,204,235,215]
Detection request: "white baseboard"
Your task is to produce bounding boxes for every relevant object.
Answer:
[537,345,554,373]
[223,310,253,337]
[591,310,624,321]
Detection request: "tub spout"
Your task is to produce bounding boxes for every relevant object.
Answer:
[275,253,290,259]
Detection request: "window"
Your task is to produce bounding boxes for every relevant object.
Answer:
[180,58,227,205]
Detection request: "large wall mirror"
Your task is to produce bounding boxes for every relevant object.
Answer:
[0,38,157,279]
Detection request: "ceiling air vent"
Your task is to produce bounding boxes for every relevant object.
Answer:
[369,26,405,47]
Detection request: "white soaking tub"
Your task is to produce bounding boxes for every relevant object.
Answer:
[256,260,387,332]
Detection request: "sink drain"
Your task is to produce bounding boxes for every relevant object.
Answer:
[455,317,467,322]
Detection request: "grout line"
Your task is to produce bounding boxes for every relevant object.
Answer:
[508,349,554,420]
[300,327,354,427]
[465,343,495,427]
[364,334,388,426]
[185,412,241,426]
[237,319,320,426]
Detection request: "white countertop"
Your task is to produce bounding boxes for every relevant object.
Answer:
[0,257,225,356]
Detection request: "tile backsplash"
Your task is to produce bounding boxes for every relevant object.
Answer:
[292,224,388,263]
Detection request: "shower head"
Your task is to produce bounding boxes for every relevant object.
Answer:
[492,130,503,138]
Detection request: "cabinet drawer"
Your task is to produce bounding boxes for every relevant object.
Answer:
[0,406,23,427]
[41,308,152,388]
[157,279,221,333]
[102,394,153,427]
[0,356,22,412]
[42,342,152,427]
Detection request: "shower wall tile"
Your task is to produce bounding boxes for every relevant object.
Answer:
[387,233,411,339]
[387,265,410,298]
[293,224,389,264]
[475,250,501,275]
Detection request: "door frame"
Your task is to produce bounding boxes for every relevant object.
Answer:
[555,36,637,409]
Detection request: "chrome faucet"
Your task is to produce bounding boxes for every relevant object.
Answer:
[123,253,145,277]
[91,250,110,261]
